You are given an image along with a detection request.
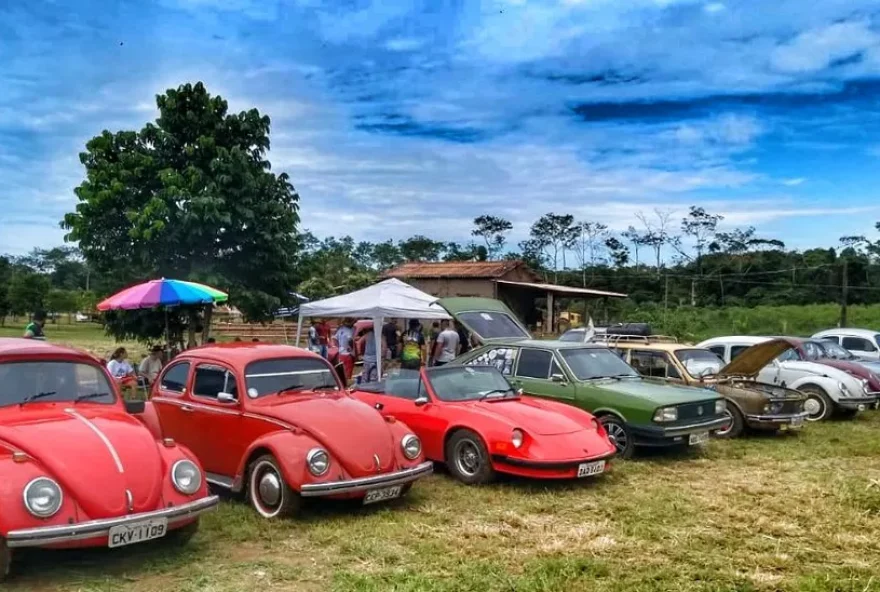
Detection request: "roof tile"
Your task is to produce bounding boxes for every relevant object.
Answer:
[383,261,528,279]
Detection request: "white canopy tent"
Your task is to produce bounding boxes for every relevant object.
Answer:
[295,278,451,379]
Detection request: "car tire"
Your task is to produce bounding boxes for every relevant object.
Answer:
[445,430,495,485]
[248,455,302,519]
[598,415,634,459]
[0,538,10,582]
[714,404,744,439]
[167,519,200,545]
[800,385,833,422]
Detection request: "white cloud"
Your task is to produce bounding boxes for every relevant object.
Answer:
[385,38,425,52]
[770,20,880,74]
[781,177,806,186]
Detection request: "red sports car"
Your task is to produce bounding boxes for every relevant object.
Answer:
[351,365,616,484]
[0,339,218,581]
[141,343,432,518]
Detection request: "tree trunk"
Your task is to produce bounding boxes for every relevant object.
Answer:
[202,305,214,344]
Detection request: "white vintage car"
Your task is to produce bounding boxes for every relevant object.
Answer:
[697,336,875,421]
[812,328,880,361]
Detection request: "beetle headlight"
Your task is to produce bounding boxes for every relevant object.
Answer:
[715,399,726,415]
[171,460,202,495]
[511,429,524,449]
[24,477,63,518]
[306,448,330,476]
[401,434,421,460]
[653,406,678,422]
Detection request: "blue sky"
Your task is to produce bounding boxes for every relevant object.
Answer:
[4,0,880,256]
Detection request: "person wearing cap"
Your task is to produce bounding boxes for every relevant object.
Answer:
[23,311,47,340]
[138,345,164,386]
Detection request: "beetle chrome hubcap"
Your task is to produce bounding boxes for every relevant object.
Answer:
[455,440,481,476]
[605,423,627,453]
[259,472,282,507]
[804,396,823,419]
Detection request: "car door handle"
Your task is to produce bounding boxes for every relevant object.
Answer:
[181,405,194,412]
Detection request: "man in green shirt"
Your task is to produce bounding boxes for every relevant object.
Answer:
[23,311,47,340]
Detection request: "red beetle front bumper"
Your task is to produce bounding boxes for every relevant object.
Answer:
[299,461,433,497]
[5,495,219,549]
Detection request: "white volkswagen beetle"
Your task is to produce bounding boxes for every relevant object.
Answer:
[697,336,875,421]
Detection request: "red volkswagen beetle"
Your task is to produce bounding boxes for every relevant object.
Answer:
[0,339,218,581]
[140,343,432,518]
[352,365,616,484]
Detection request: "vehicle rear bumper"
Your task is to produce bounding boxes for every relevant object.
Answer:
[631,417,729,446]
[6,495,219,548]
[299,461,433,497]
[490,450,614,479]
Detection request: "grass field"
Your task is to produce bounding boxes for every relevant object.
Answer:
[3,325,880,591]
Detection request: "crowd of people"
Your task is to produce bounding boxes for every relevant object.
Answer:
[307,317,474,385]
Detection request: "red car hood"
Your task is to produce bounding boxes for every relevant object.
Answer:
[248,394,398,475]
[456,397,585,436]
[0,404,163,519]
[815,359,880,390]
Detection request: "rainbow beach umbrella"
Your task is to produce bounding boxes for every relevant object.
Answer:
[97,279,228,311]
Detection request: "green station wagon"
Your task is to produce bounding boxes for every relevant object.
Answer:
[440,298,728,458]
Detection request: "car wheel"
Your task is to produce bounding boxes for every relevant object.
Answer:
[714,404,744,439]
[598,415,634,459]
[248,455,302,519]
[0,538,10,582]
[800,385,833,422]
[445,430,495,485]
[167,520,199,545]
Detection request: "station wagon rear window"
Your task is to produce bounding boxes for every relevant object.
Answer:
[0,361,115,407]
[244,358,339,398]
[457,311,529,340]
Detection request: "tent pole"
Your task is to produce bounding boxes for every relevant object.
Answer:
[295,314,304,348]
[375,316,383,379]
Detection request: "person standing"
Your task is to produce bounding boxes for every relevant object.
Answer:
[357,323,385,383]
[307,319,322,354]
[427,321,441,366]
[23,311,47,340]
[433,320,461,367]
[315,318,331,358]
[382,320,399,360]
[334,318,355,383]
[400,319,427,370]
[455,320,471,355]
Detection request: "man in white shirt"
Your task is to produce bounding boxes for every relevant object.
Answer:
[433,320,461,367]
[334,319,355,383]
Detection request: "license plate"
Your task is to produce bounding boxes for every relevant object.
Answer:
[108,518,167,548]
[689,431,709,446]
[363,485,403,505]
[791,416,805,428]
[577,460,606,478]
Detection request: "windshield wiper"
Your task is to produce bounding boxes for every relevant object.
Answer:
[478,389,512,401]
[277,384,307,395]
[74,392,110,403]
[20,391,57,406]
[589,374,638,381]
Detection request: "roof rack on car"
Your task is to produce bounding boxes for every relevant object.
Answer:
[591,334,679,345]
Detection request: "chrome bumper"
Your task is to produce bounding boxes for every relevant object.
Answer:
[838,396,877,409]
[660,417,730,437]
[747,411,810,425]
[6,495,219,548]
[300,461,433,497]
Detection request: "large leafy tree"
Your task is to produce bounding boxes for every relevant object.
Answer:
[62,82,300,322]
[471,215,512,260]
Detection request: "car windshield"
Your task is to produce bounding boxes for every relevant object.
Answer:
[676,349,724,377]
[457,311,529,340]
[559,348,639,380]
[244,357,340,398]
[801,341,828,361]
[426,365,515,402]
[559,330,585,342]
[0,361,115,407]
[817,340,855,360]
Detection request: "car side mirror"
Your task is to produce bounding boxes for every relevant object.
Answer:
[414,396,429,407]
[516,388,524,396]
[551,373,567,383]
[217,392,236,403]
[124,400,145,414]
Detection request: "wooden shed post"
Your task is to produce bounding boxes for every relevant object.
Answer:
[547,291,555,335]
